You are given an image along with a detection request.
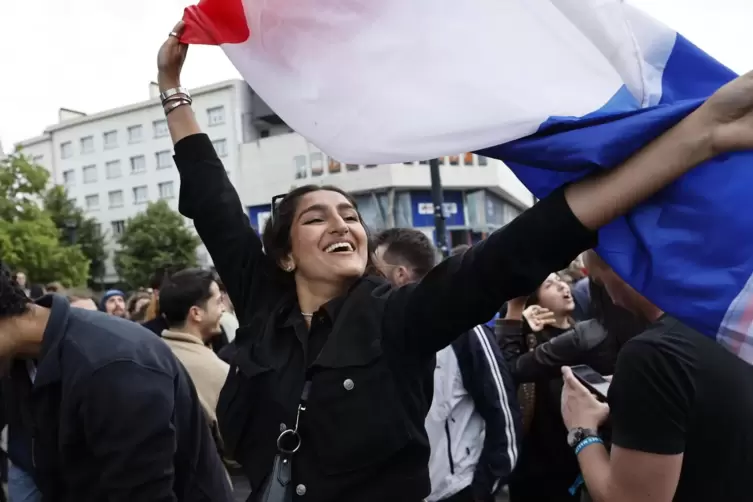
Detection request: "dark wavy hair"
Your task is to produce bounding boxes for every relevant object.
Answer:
[0,262,32,319]
[261,185,381,281]
[589,278,648,350]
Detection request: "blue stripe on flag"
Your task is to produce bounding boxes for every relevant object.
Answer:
[478,35,753,356]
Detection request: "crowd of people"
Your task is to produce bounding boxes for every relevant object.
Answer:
[0,22,752,502]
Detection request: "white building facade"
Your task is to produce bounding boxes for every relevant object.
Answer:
[15,80,257,284]
[15,79,533,285]
[236,133,534,247]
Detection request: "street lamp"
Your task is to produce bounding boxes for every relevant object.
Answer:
[429,158,449,257]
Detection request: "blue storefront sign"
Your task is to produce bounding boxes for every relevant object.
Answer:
[410,190,465,227]
[247,204,272,232]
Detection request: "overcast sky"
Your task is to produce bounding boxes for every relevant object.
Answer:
[0,0,750,147]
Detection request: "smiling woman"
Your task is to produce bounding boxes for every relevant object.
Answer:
[260,185,382,305]
[156,20,753,502]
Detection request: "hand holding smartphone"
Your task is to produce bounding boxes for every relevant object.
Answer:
[570,365,610,400]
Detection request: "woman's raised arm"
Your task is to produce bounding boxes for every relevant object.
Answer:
[158,23,274,319]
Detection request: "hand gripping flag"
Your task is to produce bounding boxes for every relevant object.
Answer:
[182,0,753,363]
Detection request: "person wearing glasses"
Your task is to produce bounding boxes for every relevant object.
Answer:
[157,22,753,502]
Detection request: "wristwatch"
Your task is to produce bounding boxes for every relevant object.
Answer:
[567,427,599,448]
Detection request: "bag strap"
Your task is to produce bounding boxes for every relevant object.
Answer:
[276,381,311,456]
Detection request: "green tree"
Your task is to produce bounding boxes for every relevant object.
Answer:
[0,150,89,285]
[0,149,49,220]
[114,200,200,288]
[43,185,108,283]
[0,208,89,286]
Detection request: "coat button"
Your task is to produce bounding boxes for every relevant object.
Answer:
[280,423,287,432]
[296,484,307,496]
[343,378,354,391]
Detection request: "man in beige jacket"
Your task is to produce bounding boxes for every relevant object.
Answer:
[158,269,229,445]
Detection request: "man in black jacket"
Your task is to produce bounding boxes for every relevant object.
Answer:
[375,232,521,502]
[0,262,233,502]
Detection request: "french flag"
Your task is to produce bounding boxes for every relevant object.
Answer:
[181,0,753,363]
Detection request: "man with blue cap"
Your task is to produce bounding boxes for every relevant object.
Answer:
[100,289,126,318]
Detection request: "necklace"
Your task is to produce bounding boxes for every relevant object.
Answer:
[301,312,314,318]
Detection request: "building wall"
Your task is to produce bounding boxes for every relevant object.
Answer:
[237,135,533,210]
[15,80,252,283]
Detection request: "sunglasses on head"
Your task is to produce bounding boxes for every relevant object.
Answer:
[270,193,287,224]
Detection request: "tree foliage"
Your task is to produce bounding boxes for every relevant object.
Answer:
[0,151,89,286]
[114,200,200,288]
[43,185,108,282]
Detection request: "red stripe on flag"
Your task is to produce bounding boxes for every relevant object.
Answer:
[181,0,250,46]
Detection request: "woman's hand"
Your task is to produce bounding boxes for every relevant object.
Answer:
[157,21,189,91]
[522,305,556,332]
[695,70,753,155]
[561,366,610,430]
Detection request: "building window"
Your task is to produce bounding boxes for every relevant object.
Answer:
[310,152,324,177]
[364,164,378,169]
[32,155,44,164]
[403,161,414,166]
[207,106,225,126]
[80,136,94,154]
[328,158,342,174]
[153,119,168,138]
[212,139,227,157]
[62,169,75,187]
[103,130,118,149]
[82,165,98,184]
[448,155,460,166]
[158,181,175,200]
[477,155,488,166]
[294,155,307,179]
[156,150,172,169]
[111,220,126,237]
[93,222,102,237]
[108,190,124,208]
[105,160,122,179]
[128,125,143,143]
[60,141,73,159]
[345,164,359,171]
[130,155,146,174]
[85,194,100,210]
[463,153,473,166]
[133,185,148,204]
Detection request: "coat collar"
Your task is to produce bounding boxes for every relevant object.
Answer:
[162,329,207,346]
[33,294,71,389]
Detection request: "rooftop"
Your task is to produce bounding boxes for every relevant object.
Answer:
[15,79,243,149]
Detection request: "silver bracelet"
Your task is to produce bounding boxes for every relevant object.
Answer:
[164,99,192,116]
[160,87,191,104]
[163,94,192,106]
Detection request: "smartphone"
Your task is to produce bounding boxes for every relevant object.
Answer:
[570,365,610,400]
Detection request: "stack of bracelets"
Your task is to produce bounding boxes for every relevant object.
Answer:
[160,87,192,116]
